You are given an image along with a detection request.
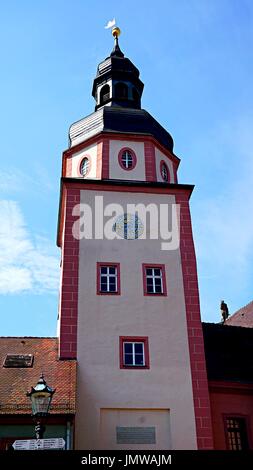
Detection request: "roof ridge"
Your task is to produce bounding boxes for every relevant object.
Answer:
[231,299,253,317]
[202,322,251,330]
[0,336,57,339]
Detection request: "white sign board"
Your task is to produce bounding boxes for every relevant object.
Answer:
[12,437,65,450]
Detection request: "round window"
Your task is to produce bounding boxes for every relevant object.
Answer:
[80,157,90,177]
[122,150,133,169]
[161,162,169,182]
[118,148,137,171]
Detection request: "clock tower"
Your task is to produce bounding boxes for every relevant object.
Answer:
[57,28,213,450]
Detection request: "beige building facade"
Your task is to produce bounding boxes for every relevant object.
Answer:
[57,32,213,449]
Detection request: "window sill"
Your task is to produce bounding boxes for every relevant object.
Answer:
[97,291,121,295]
[144,292,167,297]
[121,365,150,370]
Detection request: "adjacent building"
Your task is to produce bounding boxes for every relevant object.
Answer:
[225,301,253,328]
[0,337,76,449]
[203,323,253,450]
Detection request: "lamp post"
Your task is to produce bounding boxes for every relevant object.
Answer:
[27,373,55,440]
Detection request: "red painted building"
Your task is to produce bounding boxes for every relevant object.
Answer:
[203,322,253,449]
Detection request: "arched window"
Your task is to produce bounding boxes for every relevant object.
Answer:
[115,82,128,99]
[100,84,110,105]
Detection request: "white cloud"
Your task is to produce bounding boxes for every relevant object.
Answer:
[192,116,253,320]
[0,170,26,193]
[0,167,56,195]
[0,267,32,293]
[0,200,59,294]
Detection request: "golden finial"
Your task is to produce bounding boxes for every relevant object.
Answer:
[112,26,121,38]
[105,19,124,57]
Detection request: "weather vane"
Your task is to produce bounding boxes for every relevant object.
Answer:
[105,18,121,40]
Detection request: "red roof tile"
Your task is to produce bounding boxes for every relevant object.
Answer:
[0,337,76,415]
[225,300,253,328]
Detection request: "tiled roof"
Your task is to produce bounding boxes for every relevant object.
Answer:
[202,322,253,383]
[69,106,175,151]
[225,300,253,328]
[0,337,76,415]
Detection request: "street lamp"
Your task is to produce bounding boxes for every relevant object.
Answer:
[27,373,55,439]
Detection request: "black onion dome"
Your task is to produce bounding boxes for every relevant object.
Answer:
[70,34,174,152]
[92,37,144,111]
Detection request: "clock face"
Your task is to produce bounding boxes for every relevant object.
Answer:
[113,213,144,240]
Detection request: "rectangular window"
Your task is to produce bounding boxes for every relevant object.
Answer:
[120,336,150,369]
[124,342,144,366]
[225,417,249,450]
[97,263,120,295]
[142,264,167,296]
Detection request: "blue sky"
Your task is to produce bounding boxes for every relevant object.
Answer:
[0,0,252,335]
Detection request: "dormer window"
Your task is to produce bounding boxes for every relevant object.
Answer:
[100,84,110,105]
[3,354,34,368]
[115,82,128,99]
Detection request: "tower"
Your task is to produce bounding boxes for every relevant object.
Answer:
[57,28,213,450]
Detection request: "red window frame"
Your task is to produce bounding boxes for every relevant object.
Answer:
[160,160,170,183]
[118,147,137,171]
[119,336,150,369]
[79,154,92,177]
[96,262,121,295]
[142,264,167,296]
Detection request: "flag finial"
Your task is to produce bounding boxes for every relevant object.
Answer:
[105,18,116,30]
